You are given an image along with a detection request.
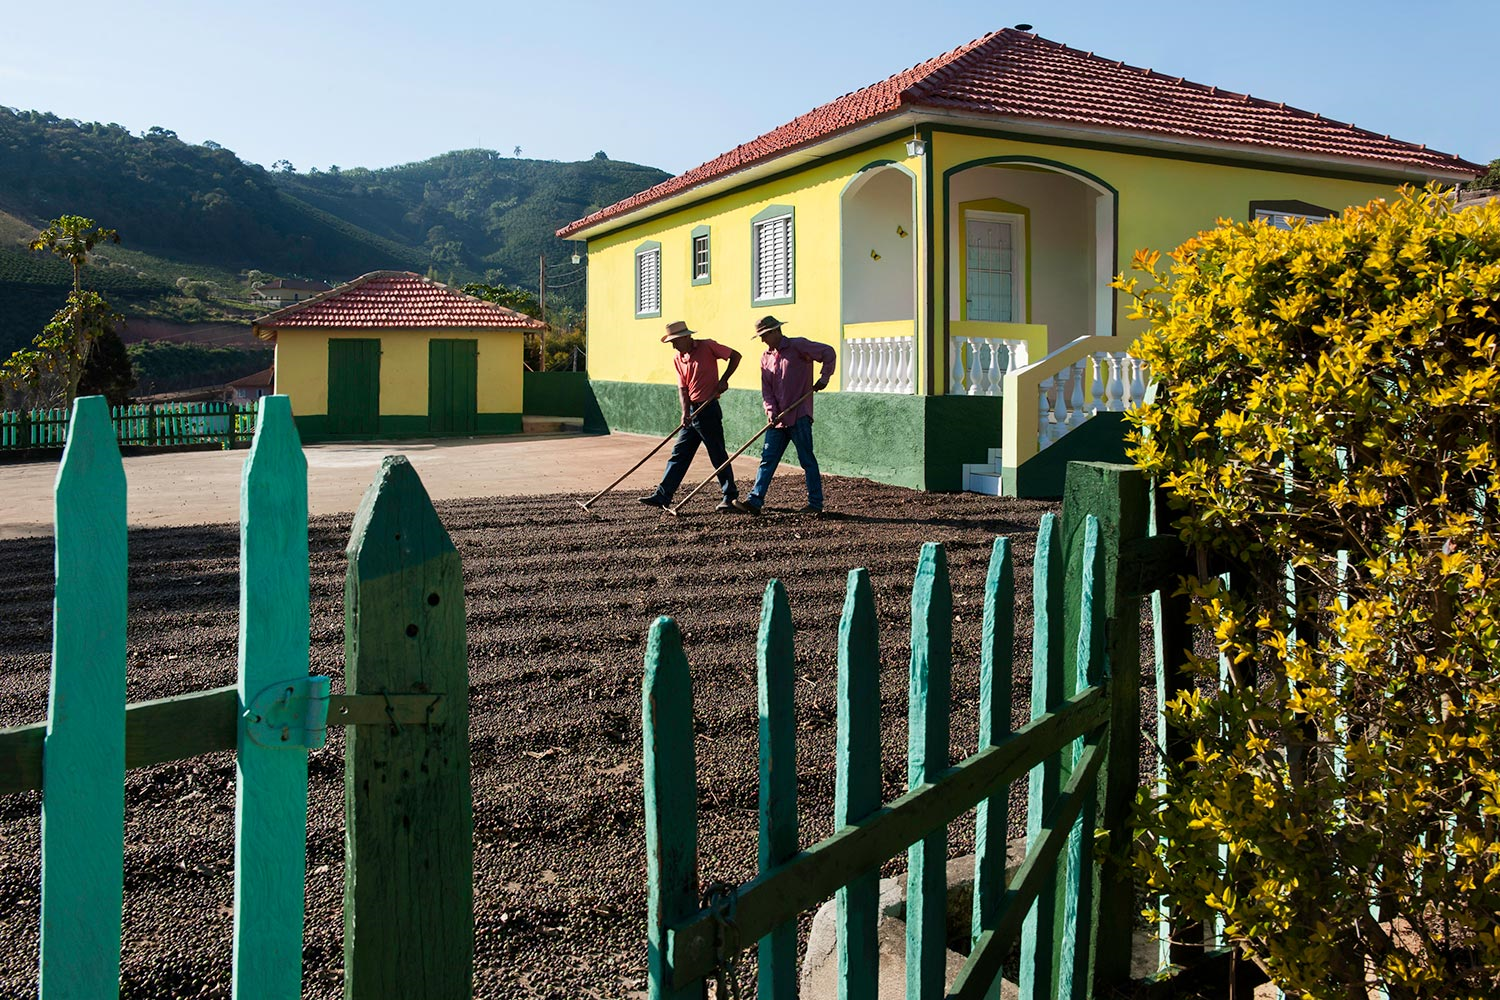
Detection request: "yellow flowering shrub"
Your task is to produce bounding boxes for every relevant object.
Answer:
[1119,187,1500,999]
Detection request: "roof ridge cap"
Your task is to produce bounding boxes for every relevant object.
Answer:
[900,28,1013,103]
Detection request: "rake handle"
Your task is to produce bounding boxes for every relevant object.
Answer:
[579,397,716,509]
[666,389,816,515]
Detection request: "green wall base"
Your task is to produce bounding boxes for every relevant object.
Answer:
[1002,413,1131,498]
[523,372,591,417]
[587,380,1005,491]
[295,412,522,443]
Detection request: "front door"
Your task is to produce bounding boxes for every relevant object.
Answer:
[964,211,1025,323]
[327,339,381,436]
[429,339,478,435]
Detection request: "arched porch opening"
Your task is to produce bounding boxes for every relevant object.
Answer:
[944,158,1116,394]
[840,162,917,393]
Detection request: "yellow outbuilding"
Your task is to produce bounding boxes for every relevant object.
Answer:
[252,271,545,442]
[560,27,1484,495]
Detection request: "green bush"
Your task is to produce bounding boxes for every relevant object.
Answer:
[1119,186,1500,998]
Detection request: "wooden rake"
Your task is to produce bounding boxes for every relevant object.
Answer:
[575,398,717,516]
[664,389,815,518]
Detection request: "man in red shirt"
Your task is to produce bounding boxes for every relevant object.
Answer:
[638,320,743,511]
[733,315,836,515]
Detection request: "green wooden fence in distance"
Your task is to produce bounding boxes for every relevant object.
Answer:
[0,401,257,452]
[642,461,1180,999]
[0,395,474,999]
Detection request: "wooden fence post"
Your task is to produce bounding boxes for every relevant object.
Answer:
[1059,515,1104,997]
[344,455,473,1000]
[757,580,798,1000]
[837,568,881,999]
[907,543,952,1000]
[972,538,1013,1000]
[643,615,702,1000]
[1060,461,1151,992]
[39,396,126,998]
[1019,513,1065,999]
[232,394,311,1000]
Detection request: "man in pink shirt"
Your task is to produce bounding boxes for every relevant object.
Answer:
[733,315,836,515]
[638,320,743,511]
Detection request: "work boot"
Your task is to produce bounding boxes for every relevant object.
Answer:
[797,504,824,516]
[732,499,761,515]
[637,492,669,507]
[716,498,735,512]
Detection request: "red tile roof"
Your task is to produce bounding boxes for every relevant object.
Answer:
[253,271,546,338]
[559,29,1483,238]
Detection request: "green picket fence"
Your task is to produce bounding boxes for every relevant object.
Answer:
[0,401,257,451]
[0,395,475,999]
[642,462,1183,999]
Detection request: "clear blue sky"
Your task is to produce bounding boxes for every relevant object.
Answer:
[5,0,1497,176]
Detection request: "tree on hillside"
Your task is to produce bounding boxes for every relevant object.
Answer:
[77,327,136,405]
[0,216,126,406]
[461,282,540,317]
[1468,157,1500,190]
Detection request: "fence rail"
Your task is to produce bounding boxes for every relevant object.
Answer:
[0,394,474,999]
[0,401,257,452]
[643,462,1173,999]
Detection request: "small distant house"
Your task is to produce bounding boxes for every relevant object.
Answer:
[227,366,274,405]
[252,271,545,441]
[559,27,1483,495]
[250,278,332,310]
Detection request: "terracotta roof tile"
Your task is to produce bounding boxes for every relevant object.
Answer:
[252,271,546,337]
[559,29,1482,237]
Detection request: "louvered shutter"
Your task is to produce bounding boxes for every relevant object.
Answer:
[753,214,793,301]
[636,247,661,313]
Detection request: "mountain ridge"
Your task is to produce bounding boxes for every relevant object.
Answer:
[0,106,670,356]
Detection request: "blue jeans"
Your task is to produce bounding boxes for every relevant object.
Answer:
[748,415,822,509]
[653,399,737,501]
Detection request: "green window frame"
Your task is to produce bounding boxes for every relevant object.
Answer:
[750,204,795,306]
[691,225,711,286]
[1249,199,1335,229]
[635,240,662,319]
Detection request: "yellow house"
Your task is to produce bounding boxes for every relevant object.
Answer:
[559,28,1482,495]
[252,271,545,442]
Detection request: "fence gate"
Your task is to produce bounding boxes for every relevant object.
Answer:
[0,394,474,999]
[642,461,1185,999]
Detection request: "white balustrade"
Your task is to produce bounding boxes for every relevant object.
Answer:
[843,336,915,394]
[1030,347,1153,452]
[949,336,1030,396]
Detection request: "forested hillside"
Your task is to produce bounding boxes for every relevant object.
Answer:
[0,106,670,360]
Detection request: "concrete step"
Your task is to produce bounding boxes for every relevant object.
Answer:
[522,415,585,434]
[962,467,1003,496]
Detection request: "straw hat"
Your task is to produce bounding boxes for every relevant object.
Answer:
[662,320,695,343]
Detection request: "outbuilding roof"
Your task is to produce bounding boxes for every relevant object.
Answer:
[559,28,1483,239]
[252,271,546,340]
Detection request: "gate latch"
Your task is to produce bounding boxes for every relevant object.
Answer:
[245,678,446,749]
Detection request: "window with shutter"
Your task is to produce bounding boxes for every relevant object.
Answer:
[1248,199,1334,231]
[751,208,794,305]
[690,225,712,286]
[635,242,661,318]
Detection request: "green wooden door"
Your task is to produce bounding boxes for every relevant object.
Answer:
[327,339,381,436]
[429,339,478,435]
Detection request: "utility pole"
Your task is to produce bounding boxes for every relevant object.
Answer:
[538,253,547,371]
